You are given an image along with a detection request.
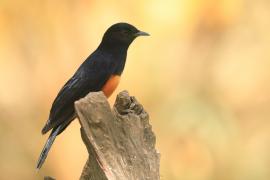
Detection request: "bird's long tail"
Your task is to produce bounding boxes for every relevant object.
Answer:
[36,125,62,169]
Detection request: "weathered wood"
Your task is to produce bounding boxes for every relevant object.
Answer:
[75,90,160,180]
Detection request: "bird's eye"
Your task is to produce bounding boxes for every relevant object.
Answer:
[122,30,129,35]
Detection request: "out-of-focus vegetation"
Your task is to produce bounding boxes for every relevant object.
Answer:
[1,0,270,179]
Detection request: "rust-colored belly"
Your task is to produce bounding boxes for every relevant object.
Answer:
[102,75,121,97]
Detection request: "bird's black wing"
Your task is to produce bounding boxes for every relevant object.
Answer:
[41,59,111,134]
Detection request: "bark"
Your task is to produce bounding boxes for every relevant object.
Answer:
[75,90,160,180]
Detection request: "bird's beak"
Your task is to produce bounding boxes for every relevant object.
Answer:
[135,31,150,37]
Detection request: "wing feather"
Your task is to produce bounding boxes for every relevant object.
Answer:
[42,62,110,134]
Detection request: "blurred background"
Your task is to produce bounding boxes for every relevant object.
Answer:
[1,0,270,179]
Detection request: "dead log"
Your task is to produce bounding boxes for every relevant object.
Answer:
[74,90,160,180]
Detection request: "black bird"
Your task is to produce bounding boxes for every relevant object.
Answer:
[36,22,149,169]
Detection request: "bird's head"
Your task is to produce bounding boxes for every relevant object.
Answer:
[100,23,149,49]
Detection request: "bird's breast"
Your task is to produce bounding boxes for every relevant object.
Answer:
[102,75,121,97]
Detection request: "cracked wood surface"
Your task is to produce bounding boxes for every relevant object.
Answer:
[75,90,160,180]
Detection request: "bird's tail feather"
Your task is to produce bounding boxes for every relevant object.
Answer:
[36,125,62,169]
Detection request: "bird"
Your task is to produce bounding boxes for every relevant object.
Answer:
[36,22,149,169]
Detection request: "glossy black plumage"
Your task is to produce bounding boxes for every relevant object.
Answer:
[36,22,149,169]
[42,49,117,134]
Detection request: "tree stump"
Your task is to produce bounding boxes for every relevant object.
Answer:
[74,90,160,180]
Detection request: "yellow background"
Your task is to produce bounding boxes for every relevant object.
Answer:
[1,0,270,179]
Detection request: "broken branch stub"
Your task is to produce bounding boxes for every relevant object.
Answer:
[75,90,160,180]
